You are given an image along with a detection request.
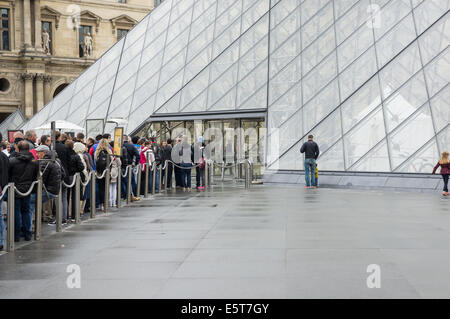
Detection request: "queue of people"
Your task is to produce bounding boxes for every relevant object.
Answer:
[0,131,208,250]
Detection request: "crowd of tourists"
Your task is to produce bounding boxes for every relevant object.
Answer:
[0,130,208,250]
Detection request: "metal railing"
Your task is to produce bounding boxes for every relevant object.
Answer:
[0,157,255,252]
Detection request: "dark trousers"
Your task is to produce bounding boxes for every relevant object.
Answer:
[443,174,449,192]
[181,163,192,188]
[166,162,173,188]
[14,196,32,240]
[98,178,105,205]
[175,164,182,187]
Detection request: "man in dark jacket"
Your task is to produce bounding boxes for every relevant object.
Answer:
[162,139,173,189]
[300,135,320,189]
[32,146,64,222]
[123,136,140,200]
[8,141,39,241]
[53,131,70,223]
[0,147,8,249]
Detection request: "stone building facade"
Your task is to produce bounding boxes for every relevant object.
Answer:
[0,0,156,122]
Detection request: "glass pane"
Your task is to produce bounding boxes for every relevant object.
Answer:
[384,71,428,133]
[374,0,411,41]
[376,13,416,68]
[335,0,370,44]
[317,139,345,171]
[308,109,342,154]
[344,107,386,168]
[424,47,450,98]
[351,139,390,172]
[338,23,373,72]
[268,80,302,128]
[388,103,435,169]
[341,76,382,133]
[301,1,333,49]
[379,41,422,100]
[418,12,450,65]
[303,26,334,75]
[396,140,439,173]
[302,53,336,104]
[413,0,450,34]
[302,79,339,133]
[429,84,450,132]
[339,46,377,101]
[437,125,449,155]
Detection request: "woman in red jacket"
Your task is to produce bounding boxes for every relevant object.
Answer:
[432,151,450,196]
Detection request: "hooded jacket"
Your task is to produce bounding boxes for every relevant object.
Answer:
[8,151,39,198]
[40,152,63,195]
[0,151,8,190]
[433,161,450,175]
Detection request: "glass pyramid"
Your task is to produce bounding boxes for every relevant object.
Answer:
[21,0,449,174]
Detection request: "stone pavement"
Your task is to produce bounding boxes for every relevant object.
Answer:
[0,182,449,298]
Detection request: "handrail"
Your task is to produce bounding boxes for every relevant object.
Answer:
[13,180,39,197]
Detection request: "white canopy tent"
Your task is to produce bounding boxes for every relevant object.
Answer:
[34,120,85,132]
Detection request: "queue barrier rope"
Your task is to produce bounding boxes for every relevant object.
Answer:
[13,181,40,197]
[0,184,10,200]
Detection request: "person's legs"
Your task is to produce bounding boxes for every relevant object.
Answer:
[61,187,68,222]
[0,198,4,247]
[200,168,205,187]
[180,165,186,188]
[14,197,23,241]
[131,171,137,196]
[121,169,127,199]
[167,163,173,189]
[196,166,200,188]
[443,174,449,193]
[95,179,100,208]
[185,164,192,189]
[156,168,160,192]
[304,159,312,187]
[109,182,117,207]
[98,179,105,206]
[21,196,33,240]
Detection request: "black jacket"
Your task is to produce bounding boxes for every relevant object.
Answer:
[0,151,8,190]
[67,149,84,177]
[55,141,70,177]
[8,151,39,198]
[40,152,63,195]
[162,144,172,162]
[300,141,320,160]
[123,141,140,165]
[120,145,129,169]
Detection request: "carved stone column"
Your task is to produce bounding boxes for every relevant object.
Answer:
[43,75,52,104]
[22,73,35,118]
[35,73,45,111]
[34,0,43,51]
[23,0,32,50]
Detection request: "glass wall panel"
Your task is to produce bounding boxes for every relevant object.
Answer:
[351,139,390,172]
[423,47,450,98]
[429,84,450,132]
[388,103,435,169]
[396,140,439,173]
[317,140,345,171]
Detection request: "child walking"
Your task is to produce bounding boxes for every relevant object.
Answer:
[432,151,450,196]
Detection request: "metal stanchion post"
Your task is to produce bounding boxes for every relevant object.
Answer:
[144,161,149,198]
[172,162,176,189]
[126,165,132,204]
[151,162,156,195]
[158,164,162,192]
[35,174,43,241]
[105,168,110,214]
[164,160,168,191]
[56,184,62,232]
[74,173,81,224]
[90,172,96,218]
[136,164,142,197]
[117,168,122,209]
[210,161,214,185]
[205,161,209,189]
[7,183,15,252]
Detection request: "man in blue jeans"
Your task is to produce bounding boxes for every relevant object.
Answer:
[8,141,39,241]
[300,135,320,189]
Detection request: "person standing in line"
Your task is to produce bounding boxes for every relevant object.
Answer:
[194,136,206,190]
[179,136,194,192]
[108,141,121,208]
[300,135,320,189]
[52,131,70,225]
[174,137,183,188]
[432,151,450,196]
[8,141,39,242]
[123,136,141,201]
[163,139,173,189]
[0,135,9,250]
[94,139,112,212]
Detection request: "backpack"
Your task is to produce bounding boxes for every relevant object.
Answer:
[152,144,162,163]
[96,150,108,174]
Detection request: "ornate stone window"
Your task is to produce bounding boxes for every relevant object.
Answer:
[0,7,10,51]
[78,10,101,33]
[110,15,137,37]
[41,6,61,29]
[41,21,52,55]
